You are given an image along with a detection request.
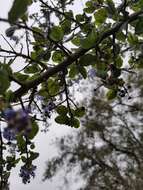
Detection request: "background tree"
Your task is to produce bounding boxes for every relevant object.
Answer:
[0,0,143,187]
[44,71,143,190]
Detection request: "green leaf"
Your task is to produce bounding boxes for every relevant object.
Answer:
[48,79,60,96]
[55,115,70,125]
[128,33,138,45]
[14,73,29,81]
[74,107,85,118]
[106,89,117,100]
[79,54,96,66]
[0,69,10,94]
[5,90,14,103]
[24,64,40,74]
[96,71,107,79]
[135,17,143,35]
[61,19,71,34]
[8,0,30,23]
[76,14,85,22]
[14,158,21,164]
[28,120,39,140]
[132,0,143,11]
[81,29,97,49]
[6,156,15,162]
[52,50,64,63]
[29,151,39,161]
[116,56,123,68]
[84,7,95,14]
[27,73,39,81]
[94,8,107,25]
[84,1,95,14]
[116,32,126,42]
[56,105,68,115]
[79,66,87,79]
[32,27,44,42]
[70,118,80,128]
[69,64,79,78]
[139,0,143,8]
[71,37,81,46]
[106,0,116,16]
[21,156,27,163]
[49,26,64,42]
[17,135,26,153]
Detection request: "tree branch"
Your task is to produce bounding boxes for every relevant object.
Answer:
[5,10,143,101]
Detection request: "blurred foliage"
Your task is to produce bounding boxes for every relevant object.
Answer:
[44,70,143,190]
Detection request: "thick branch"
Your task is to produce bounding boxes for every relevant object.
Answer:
[7,10,143,101]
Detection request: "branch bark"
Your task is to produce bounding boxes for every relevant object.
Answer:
[1,10,143,102]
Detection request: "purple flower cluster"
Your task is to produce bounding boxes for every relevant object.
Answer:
[19,165,37,184]
[3,108,16,121]
[2,108,31,140]
[36,95,44,101]
[17,109,30,125]
[3,127,16,141]
[88,68,96,79]
[16,109,31,134]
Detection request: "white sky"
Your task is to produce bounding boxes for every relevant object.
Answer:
[0,1,84,190]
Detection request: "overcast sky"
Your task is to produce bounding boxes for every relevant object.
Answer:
[0,1,68,190]
[0,1,85,190]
